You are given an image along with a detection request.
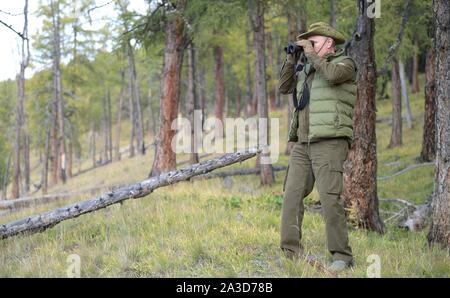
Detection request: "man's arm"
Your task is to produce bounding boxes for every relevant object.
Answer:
[305,52,356,85]
[278,53,299,94]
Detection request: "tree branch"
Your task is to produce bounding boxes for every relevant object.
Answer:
[0,19,28,40]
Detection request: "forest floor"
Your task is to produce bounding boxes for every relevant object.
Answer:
[0,80,449,277]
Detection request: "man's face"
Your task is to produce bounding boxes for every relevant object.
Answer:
[307,35,333,58]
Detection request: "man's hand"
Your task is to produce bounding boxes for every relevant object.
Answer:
[296,39,314,54]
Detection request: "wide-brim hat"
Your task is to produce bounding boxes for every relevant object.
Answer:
[297,22,346,45]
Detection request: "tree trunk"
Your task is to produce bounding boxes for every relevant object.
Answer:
[419,48,436,162]
[103,93,109,162]
[284,10,300,156]
[411,36,421,93]
[114,72,125,162]
[187,42,199,164]
[150,1,186,177]
[107,89,113,161]
[236,86,242,118]
[91,124,96,168]
[427,0,449,249]
[2,154,11,199]
[330,0,337,28]
[51,0,66,185]
[275,33,282,108]
[23,133,30,194]
[250,0,274,186]
[128,72,136,158]
[389,58,403,148]
[343,0,384,233]
[399,60,414,129]
[266,29,276,110]
[67,140,73,178]
[198,67,206,129]
[12,78,23,199]
[245,29,255,117]
[213,44,225,122]
[12,0,30,199]
[41,116,50,195]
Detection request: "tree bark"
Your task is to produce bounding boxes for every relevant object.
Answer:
[250,0,274,186]
[411,36,421,93]
[266,29,276,111]
[114,72,125,162]
[213,44,225,122]
[2,155,11,200]
[245,29,255,117]
[12,0,30,199]
[330,0,337,28]
[419,48,436,162]
[427,0,449,249]
[41,115,50,195]
[0,148,260,240]
[389,58,403,148]
[51,0,66,185]
[150,1,186,177]
[399,60,414,129]
[284,10,300,156]
[128,71,136,158]
[67,140,73,178]
[343,0,384,233]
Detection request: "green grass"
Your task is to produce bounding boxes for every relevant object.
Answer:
[0,75,448,277]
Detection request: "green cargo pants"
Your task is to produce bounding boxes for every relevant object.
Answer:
[280,138,353,263]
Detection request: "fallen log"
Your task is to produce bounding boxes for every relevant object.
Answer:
[0,153,217,213]
[0,148,260,240]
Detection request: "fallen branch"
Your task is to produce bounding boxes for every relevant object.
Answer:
[379,198,431,231]
[400,204,430,231]
[0,148,260,240]
[377,162,434,181]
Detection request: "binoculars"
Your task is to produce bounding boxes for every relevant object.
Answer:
[284,42,303,55]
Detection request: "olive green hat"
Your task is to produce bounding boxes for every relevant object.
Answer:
[297,22,346,45]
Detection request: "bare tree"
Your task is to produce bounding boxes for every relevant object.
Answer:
[427,0,449,249]
[399,60,414,129]
[213,43,225,122]
[389,58,403,148]
[11,0,30,198]
[250,0,274,186]
[114,71,125,162]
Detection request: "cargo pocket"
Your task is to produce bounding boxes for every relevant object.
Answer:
[288,109,299,142]
[282,165,290,192]
[327,160,344,195]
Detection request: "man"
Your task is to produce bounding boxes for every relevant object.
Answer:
[278,22,357,273]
